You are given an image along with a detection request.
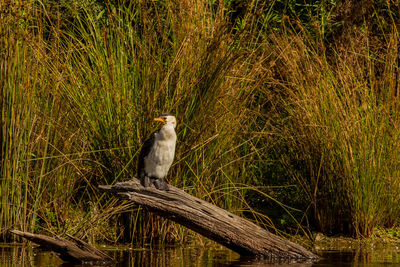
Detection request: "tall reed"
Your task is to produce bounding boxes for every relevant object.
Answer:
[1,1,269,242]
[3,0,399,243]
[1,1,121,241]
[57,1,268,242]
[267,27,400,236]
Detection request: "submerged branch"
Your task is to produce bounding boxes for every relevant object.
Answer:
[10,230,113,264]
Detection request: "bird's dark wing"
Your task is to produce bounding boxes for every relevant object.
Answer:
[138,130,157,177]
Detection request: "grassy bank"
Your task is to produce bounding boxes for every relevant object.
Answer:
[1,0,400,243]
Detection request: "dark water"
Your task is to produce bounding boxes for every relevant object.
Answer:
[1,243,400,266]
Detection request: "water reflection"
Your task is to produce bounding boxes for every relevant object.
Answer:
[0,244,63,266]
[114,244,240,266]
[1,243,400,266]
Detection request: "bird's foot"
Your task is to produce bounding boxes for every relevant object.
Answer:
[140,176,152,187]
[154,178,169,191]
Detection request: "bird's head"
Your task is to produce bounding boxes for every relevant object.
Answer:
[154,113,177,128]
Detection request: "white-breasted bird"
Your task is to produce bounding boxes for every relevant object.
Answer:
[138,113,177,191]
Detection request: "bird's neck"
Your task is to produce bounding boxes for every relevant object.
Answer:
[158,125,176,141]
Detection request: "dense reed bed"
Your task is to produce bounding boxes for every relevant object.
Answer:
[1,0,399,243]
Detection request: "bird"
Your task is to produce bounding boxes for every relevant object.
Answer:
[138,113,177,191]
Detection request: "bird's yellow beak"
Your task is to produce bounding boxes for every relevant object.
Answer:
[154,117,166,124]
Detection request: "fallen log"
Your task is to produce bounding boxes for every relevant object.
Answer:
[10,230,113,263]
[99,178,318,260]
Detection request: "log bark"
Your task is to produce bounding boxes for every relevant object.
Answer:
[10,230,113,263]
[99,178,318,260]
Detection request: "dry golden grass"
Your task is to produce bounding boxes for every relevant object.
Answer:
[2,0,399,242]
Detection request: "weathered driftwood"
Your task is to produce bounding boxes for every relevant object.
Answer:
[99,178,318,259]
[10,230,113,263]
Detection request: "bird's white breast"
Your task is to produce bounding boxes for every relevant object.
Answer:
[144,126,176,179]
